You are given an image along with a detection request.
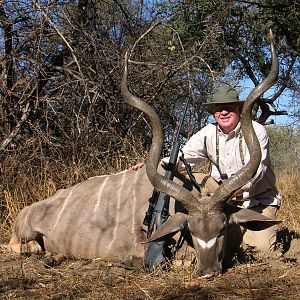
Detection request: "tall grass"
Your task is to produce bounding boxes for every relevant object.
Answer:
[277,169,300,233]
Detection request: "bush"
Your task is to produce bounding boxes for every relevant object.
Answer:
[267,125,300,172]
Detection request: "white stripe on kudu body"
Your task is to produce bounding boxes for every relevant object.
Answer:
[8,166,183,260]
[107,172,126,251]
[93,176,109,220]
[131,170,139,248]
[51,186,75,231]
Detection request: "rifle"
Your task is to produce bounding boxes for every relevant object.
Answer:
[143,98,190,271]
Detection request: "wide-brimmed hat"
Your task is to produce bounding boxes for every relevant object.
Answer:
[203,86,244,114]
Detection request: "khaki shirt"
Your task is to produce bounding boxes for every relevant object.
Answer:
[179,121,280,208]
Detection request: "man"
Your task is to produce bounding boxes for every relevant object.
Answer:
[133,86,281,253]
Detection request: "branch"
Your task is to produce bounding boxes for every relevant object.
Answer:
[32,0,84,82]
[0,100,32,152]
[270,55,297,104]
[256,100,287,124]
[239,54,259,85]
[0,3,14,89]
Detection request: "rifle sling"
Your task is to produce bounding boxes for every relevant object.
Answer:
[179,154,202,192]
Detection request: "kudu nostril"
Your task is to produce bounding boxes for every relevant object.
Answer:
[198,270,220,279]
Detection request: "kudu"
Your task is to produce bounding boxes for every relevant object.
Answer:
[121,30,281,276]
[8,31,280,277]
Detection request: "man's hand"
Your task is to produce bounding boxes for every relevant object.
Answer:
[131,162,145,170]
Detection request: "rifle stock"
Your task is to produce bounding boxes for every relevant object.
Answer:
[143,97,189,271]
[143,141,181,270]
[143,140,180,234]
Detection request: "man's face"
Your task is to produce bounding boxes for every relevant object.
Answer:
[213,104,241,134]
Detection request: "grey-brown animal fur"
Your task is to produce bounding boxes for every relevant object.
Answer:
[8,167,195,264]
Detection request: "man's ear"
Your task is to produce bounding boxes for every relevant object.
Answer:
[228,207,281,231]
[148,212,189,243]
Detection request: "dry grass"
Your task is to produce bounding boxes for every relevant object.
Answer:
[1,169,300,299]
[1,251,300,299]
[277,169,300,233]
[1,177,58,244]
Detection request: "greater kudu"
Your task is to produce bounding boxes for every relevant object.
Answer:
[121,30,281,276]
[8,31,280,277]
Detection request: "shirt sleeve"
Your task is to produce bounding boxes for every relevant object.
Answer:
[178,126,212,171]
[161,126,211,171]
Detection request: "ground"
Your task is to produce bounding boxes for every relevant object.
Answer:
[1,238,300,300]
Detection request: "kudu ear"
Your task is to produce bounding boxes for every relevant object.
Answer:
[148,212,189,243]
[227,205,281,231]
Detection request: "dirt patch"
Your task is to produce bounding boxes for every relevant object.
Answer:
[1,245,300,300]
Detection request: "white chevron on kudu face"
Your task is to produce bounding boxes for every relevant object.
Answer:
[196,236,218,249]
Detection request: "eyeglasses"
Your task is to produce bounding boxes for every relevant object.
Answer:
[213,104,240,113]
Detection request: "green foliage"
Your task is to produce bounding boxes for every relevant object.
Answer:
[262,0,300,51]
[156,1,300,124]
[267,125,300,171]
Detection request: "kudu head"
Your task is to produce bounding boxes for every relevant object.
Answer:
[121,30,281,277]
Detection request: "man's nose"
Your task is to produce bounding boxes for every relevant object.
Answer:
[220,109,230,114]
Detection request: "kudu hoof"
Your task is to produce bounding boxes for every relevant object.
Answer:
[43,256,56,268]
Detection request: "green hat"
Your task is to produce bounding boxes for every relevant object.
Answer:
[203,86,244,114]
